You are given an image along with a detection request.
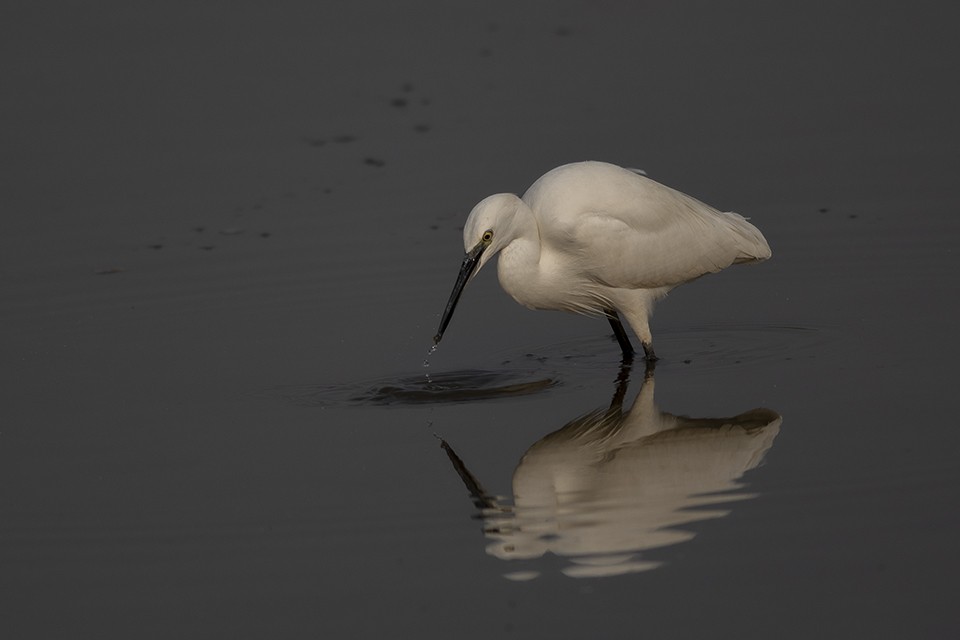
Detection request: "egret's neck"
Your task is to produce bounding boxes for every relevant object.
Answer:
[496,202,542,305]
[500,201,540,266]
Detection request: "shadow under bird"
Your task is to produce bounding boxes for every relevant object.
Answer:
[433,161,772,361]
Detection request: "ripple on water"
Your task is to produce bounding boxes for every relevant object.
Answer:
[481,323,833,376]
[268,323,829,408]
[272,369,560,408]
[658,322,835,372]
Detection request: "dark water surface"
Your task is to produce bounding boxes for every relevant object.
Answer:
[3,2,959,638]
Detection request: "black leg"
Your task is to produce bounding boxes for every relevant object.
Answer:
[641,341,658,363]
[604,308,635,360]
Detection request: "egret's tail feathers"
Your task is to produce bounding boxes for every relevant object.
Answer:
[724,212,772,264]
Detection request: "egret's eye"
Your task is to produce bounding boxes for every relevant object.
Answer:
[482,230,494,242]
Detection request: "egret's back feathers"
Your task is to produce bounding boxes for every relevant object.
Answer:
[522,161,770,289]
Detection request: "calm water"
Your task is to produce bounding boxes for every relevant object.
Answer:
[3,2,959,638]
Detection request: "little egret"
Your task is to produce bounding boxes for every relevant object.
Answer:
[433,161,771,361]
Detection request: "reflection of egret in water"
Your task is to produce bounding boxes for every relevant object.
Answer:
[440,366,781,580]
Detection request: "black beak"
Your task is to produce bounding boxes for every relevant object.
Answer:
[433,241,487,345]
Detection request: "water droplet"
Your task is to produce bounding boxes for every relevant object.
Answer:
[423,344,438,368]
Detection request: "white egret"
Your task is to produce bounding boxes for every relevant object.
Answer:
[434,161,772,361]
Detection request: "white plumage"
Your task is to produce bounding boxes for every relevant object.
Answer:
[434,161,771,361]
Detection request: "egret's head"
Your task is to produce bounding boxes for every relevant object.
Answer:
[433,193,522,345]
[462,193,523,273]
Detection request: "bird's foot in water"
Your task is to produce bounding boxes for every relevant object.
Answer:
[640,343,657,379]
[641,342,658,363]
[614,349,655,383]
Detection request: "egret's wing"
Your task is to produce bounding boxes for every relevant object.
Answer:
[575,211,746,288]
[541,174,769,289]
